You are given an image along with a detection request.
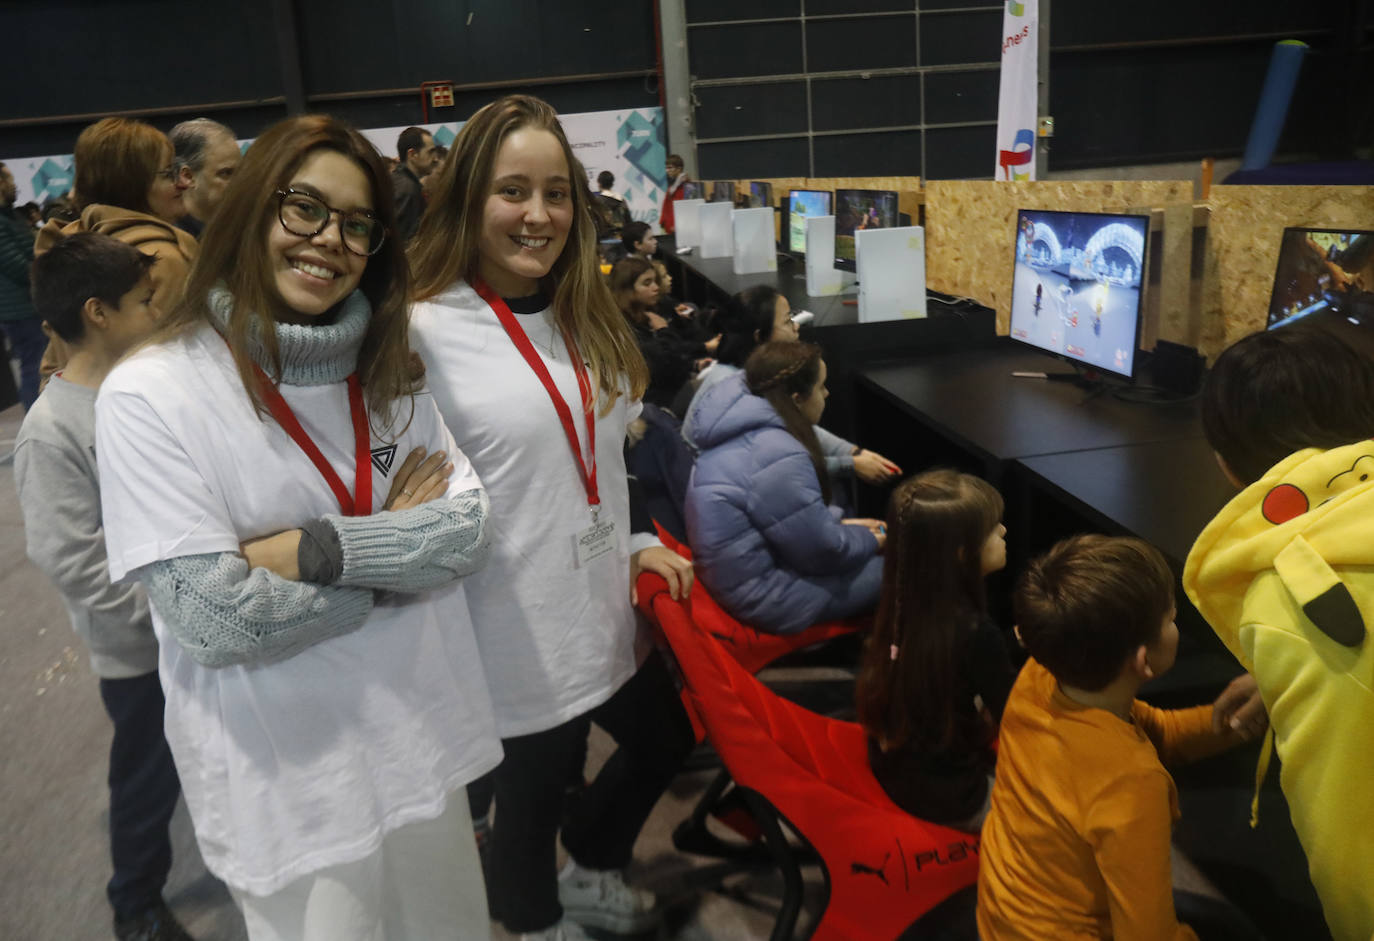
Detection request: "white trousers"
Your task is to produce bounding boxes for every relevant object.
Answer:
[233,792,490,941]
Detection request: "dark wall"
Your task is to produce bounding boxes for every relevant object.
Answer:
[685,0,1374,180]
[686,0,1002,182]
[1049,0,1374,169]
[0,0,661,159]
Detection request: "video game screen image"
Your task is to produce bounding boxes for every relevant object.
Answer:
[834,189,899,271]
[1009,209,1149,380]
[679,181,704,199]
[749,181,773,209]
[787,189,832,254]
[1267,228,1374,330]
[710,181,736,203]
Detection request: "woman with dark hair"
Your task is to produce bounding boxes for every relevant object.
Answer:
[35,117,198,382]
[93,114,501,939]
[685,340,886,634]
[407,94,695,941]
[855,469,1014,831]
[682,284,900,486]
[609,255,711,409]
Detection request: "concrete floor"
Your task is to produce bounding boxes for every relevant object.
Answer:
[0,401,815,941]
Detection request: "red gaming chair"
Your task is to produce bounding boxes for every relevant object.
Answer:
[653,523,863,678]
[638,572,980,940]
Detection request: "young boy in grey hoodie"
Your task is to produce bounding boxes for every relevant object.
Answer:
[15,231,192,941]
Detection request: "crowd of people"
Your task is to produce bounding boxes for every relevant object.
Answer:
[2,95,1371,941]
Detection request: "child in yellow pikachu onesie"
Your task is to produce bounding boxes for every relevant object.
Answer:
[1186,324,1374,941]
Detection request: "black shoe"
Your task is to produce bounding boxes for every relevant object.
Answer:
[113,902,194,941]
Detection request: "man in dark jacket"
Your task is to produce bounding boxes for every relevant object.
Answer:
[392,126,438,242]
[0,162,44,411]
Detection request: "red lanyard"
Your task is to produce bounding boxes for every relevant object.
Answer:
[252,364,373,517]
[474,278,599,512]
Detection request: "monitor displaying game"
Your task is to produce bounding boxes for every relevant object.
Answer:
[834,189,899,272]
[1267,228,1374,329]
[1009,209,1149,381]
[787,189,832,255]
[710,181,736,203]
[678,181,704,200]
[749,181,773,209]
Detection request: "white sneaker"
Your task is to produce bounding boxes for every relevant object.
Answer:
[556,859,659,933]
[519,919,592,941]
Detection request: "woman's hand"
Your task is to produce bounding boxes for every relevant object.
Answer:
[385,447,454,511]
[675,303,696,319]
[631,545,694,604]
[694,357,715,374]
[241,529,303,580]
[853,449,901,485]
[1212,673,1269,742]
[704,334,721,355]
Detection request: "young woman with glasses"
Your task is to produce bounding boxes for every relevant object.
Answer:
[35,116,198,384]
[408,95,696,941]
[92,114,502,940]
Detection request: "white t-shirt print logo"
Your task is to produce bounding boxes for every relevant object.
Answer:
[370,444,397,476]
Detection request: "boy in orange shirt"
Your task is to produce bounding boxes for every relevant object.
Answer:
[977,535,1263,941]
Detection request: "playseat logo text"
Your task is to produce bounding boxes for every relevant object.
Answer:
[914,838,980,871]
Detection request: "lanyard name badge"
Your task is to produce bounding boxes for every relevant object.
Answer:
[253,363,373,516]
[475,279,617,568]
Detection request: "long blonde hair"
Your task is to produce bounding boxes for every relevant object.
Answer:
[159,114,417,428]
[408,94,646,412]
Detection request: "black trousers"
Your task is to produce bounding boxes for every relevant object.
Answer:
[486,651,695,933]
[99,672,181,921]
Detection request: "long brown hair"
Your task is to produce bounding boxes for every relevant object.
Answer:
[159,114,416,429]
[609,256,655,325]
[744,341,830,504]
[408,94,646,412]
[73,117,170,214]
[856,470,1004,753]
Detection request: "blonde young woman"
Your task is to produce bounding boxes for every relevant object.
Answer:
[94,115,501,940]
[408,95,695,941]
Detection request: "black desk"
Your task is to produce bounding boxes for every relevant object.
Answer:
[1017,436,1234,568]
[860,344,1202,470]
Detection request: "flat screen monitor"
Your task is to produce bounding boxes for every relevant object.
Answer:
[748,181,773,209]
[1267,227,1374,330]
[787,189,832,255]
[678,181,704,200]
[1008,209,1149,381]
[710,181,736,203]
[834,189,899,272]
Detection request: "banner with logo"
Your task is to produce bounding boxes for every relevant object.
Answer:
[4,107,667,228]
[994,0,1038,181]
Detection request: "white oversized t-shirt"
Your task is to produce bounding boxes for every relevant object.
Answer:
[95,323,502,896]
[410,281,646,737]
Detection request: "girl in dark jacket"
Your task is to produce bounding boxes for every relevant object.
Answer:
[855,469,1016,830]
[611,256,706,409]
[685,340,885,634]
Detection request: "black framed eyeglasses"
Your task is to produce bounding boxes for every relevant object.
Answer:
[275,189,386,257]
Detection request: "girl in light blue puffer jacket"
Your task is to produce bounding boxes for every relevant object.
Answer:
[685,341,886,634]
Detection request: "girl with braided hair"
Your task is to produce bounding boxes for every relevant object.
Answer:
[855,469,1016,830]
[684,340,886,634]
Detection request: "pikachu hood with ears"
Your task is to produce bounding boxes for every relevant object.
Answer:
[1185,440,1374,941]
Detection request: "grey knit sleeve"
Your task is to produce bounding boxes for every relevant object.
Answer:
[322,487,491,593]
[817,424,856,476]
[135,552,375,668]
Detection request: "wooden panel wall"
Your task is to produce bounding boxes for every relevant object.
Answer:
[1201,186,1374,356]
[924,180,1194,335]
